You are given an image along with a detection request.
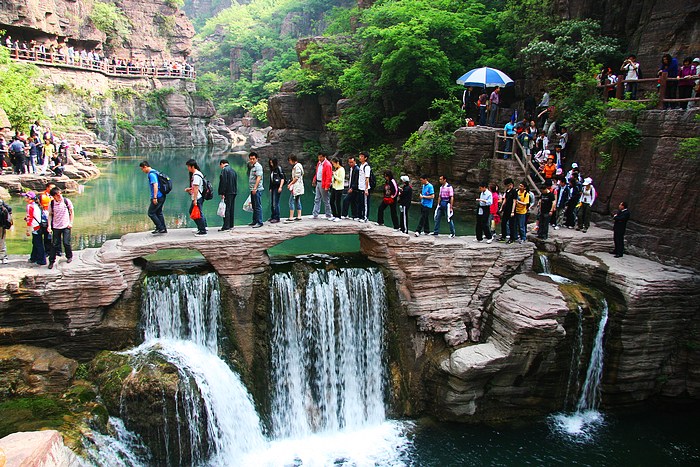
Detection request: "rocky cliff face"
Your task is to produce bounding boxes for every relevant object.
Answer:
[0,0,194,61]
[36,67,228,149]
[574,109,700,269]
[559,0,700,69]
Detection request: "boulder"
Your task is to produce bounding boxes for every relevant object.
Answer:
[0,345,78,397]
[0,430,79,467]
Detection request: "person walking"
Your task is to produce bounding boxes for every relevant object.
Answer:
[488,86,501,127]
[330,157,345,220]
[47,187,73,269]
[268,158,284,223]
[512,182,530,244]
[0,198,11,264]
[537,183,556,240]
[247,152,264,228]
[185,159,207,236]
[499,178,516,243]
[398,175,412,234]
[312,151,334,220]
[433,175,456,238]
[218,159,237,231]
[577,177,596,233]
[414,175,434,236]
[22,191,46,265]
[358,151,372,222]
[285,155,304,222]
[474,182,493,243]
[612,201,630,258]
[139,161,167,234]
[341,156,360,220]
[376,170,399,229]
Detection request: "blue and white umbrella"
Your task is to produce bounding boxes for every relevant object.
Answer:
[456,67,514,87]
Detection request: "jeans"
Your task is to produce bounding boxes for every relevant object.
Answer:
[49,227,72,263]
[251,190,263,224]
[504,136,513,158]
[501,213,513,240]
[416,205,431,234]
[330,188,343,219]
[479,106,487,126]
[515,213,527,241]
[289,193,302,214]
[147,195,167,231]
[30,231,46,264]
[625,81,638,100]
[434,202,455,235]
[313,184,333,218]
[222,194,236,229]
[270,189,281,221]
[488,103,499,126]
[189,197,207,232]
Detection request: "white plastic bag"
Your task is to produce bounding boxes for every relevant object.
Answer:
[217,200,226,217]
[242,195,253,213]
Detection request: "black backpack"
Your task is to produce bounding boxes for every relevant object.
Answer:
[155,170,173,195]
[202,176,214,200]
[0,202,12,229]
[368,167,377,192]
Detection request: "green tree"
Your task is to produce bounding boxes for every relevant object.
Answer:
[0,49,46,130]
[520,19,621,77]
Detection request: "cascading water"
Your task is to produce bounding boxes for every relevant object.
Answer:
[538,253,573,284]
[118,272,265,465]
[551,299,609,439]
[242,265,409,465]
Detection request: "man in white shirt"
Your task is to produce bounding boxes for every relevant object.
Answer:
[358,151,372,222]
[475,182,493,243]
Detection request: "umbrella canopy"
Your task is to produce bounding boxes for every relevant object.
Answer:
[456,67,514,87]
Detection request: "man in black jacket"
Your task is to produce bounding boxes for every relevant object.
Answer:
[612,201,630,258]
[499,178,516,243]
[341,156,360,220]
[218,159,237,231]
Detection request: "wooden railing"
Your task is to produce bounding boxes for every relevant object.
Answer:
[5,46,195,80]
[600,72,699,108]
[493,133,545,196]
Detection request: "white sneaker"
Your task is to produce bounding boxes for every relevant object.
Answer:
[326,216,335,221]
[341,216,348,220]
[449,234,455,238]
[473,238,482,242]
[333,218,340,222]
[312,215,319,219]
[486,238,492,244]
[554,226,560,230]
[1,257,7,264]
[414,232,421,237]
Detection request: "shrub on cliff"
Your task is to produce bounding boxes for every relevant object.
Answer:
[0,48,46,130]
[89,1,132,47]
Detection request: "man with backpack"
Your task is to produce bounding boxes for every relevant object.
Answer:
[139,161,168,234]
[47,187,73,269]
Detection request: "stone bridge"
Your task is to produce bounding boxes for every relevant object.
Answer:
[0,218,541,361]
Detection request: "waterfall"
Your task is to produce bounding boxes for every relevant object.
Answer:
[122,272,265,465]
[537,254,573,284]
[551,299,609,438]
[84,417,151,466]
[575,300,609,412]
[269,268,387,438]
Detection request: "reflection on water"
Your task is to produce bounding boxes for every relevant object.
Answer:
[4,147,475,255]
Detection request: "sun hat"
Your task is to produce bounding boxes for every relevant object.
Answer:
[400,175,410,183]
[583,177,592,186]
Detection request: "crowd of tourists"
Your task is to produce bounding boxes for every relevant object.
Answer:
[138,151,630,258]
[0,120,89,177]
[0,181,74,268]
[3,35,195,79]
